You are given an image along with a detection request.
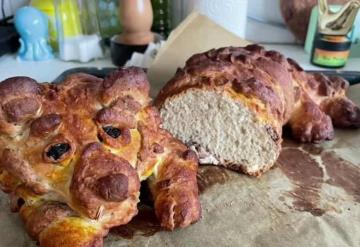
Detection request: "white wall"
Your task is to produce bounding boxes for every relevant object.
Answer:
[0,0,29,19]
[246,0,296,43]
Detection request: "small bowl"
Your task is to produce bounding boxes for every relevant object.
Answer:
[110,33,162,66]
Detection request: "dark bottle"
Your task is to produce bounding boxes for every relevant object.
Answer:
[151,0,172,38]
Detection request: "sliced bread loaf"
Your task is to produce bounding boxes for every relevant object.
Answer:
[155,45,360,176]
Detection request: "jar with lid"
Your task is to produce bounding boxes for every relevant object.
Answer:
[54,0,103,62]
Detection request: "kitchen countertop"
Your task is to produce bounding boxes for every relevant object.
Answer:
[0,44,359,82]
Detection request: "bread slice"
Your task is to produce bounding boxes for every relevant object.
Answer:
[155,45,360,176]
[160,89,280,176]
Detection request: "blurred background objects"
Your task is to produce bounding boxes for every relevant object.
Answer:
[14,6,54,61]
[54,0,103,62]
[97,0,122,40]
[0,0,359,70]
[152,0,172,38]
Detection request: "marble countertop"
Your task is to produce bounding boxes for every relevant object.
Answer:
[0,44,359,82]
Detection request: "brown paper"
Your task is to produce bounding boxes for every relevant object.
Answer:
[1,86,359,247]
[1,13,360,247]
[109,85,360,247]
[148,12,250,96]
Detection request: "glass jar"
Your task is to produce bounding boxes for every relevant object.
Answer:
[54,0,103,62]
[97,0,122,40]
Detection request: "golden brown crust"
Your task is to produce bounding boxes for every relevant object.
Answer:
[3,97,41,123]
[156,44,360,176]
[321,98,360,128]
[156,44,360,143]
[156,45,294,126]
[38,217,106,247]
[0,67,201,246]
[0,76,40,97]
[289,59,360,130]
[20,202,74,240]
[102,67,150,106]
[136,106,201,230]
[0,148,48,194]
[0,77,42,135]
[70,143,140,225]
[225,161,275,178]
[30,114,62,137]
[289,100,334,143]
[151,152,201,230]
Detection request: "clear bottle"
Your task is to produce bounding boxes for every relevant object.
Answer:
[54,0,104,62]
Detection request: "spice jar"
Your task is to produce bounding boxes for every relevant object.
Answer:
[311,33,352,68]
[311,0,360,68]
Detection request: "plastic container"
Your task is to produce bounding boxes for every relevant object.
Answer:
[54,0,103,62]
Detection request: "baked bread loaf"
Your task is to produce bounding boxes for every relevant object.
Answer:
[0,68,200,247]
[156,45,360,176]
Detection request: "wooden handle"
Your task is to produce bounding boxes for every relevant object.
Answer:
[118,0,154,45]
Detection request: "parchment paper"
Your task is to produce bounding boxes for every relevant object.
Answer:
[1,13,360,247]
[148,12,250,96]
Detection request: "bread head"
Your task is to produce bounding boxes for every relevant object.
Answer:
[0,68,201,246]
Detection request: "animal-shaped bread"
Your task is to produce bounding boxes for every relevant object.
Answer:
[156,44,360,176]
[0,68,201,247]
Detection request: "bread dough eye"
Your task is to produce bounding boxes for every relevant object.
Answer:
[45,143,71,161]
[102,126,122,139]
[97,125,131,148]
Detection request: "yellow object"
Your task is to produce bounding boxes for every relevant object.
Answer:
[30,0,57,48]
[55,0,82,37]
[32,0,82,40]
[30,0,54,10]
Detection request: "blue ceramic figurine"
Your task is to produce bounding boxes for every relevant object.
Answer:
[14,6,54,61]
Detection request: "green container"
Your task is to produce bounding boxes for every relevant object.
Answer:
[97,0,122,39]
[151,0,172,38]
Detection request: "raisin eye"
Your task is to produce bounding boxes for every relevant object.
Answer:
[103,126,121,139]
[46,143,71,161]
[17,198,25,208]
